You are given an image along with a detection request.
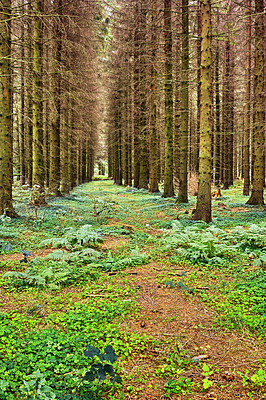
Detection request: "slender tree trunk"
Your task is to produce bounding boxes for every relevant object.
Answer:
[70,101,76,189]
[0,0,16,216]
[25,2,33,187]
[163,0,174,197]
[243,0,251,195]
[177,0,189,202]
[31,0,46,205]
[138,6,149,189]
[149,0,159,193]
[173,9,181,190]
[123,86,129,186]
[20,15,26,186]
[196,0,201,173]
[133,3,140,188]
[214,43,221,186]
[247,0,265,205]
[222,40,234,189]
[61,106,69,193]
[49,0,62,196]
[192,0,212,223]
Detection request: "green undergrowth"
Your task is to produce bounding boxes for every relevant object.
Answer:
[0,299,143,400]
[1,180,266,399]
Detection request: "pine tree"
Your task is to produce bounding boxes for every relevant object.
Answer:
[193,0,212,223]
[177,0,189,202]
[163,0,174,197]
[0,0,16,216]
[31,0,46,205]
[246,0,265,205]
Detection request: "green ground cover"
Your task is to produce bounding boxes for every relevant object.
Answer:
[0,180,265,399]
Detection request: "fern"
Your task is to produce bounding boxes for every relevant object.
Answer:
[100,249,149,272]
[39,225,103,250]
[4,270,46,288]
[163,220,254,265]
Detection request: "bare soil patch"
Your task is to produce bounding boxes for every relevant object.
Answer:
[115,263,266,399]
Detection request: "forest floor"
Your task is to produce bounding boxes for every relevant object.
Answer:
[0,180,266,400]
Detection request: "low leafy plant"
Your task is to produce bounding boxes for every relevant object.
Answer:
[164,377,192,396]
[213,269,266,335]
[83,345,121,384]
[21,369,56,400]
[0,299,134,400]
[201,364,213,390]
[237,367,266,387]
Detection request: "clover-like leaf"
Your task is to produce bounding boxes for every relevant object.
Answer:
[104,345,117,363]
[104,364,114,376]
[84,345,100,358]
[83,371,95,382]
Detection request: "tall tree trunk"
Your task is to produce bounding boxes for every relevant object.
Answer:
[243,0,251,195]
[196,0,201,173]
[177,0,189,202]
[222,40,234,189]
[133,3,140,188]
[214,43,221,186]
[0,0,16,216]
[192,0,212,223]
[49,0,62,196]
[173,8,181,191]
[138,5,149,189]
[20,14,26,186]
[149,0,159,193]
[31,0,46,205]
[247,0,265,205]
[163,0,174,197]
[25,1,33,187]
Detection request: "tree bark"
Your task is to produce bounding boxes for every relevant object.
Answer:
[49,0,62,196]
[163,0,174,197]
[214,42,221,186]
[149,0,159,193]
[31,0,46,205]
[0,0,16,216]
[177,0,189,202]
[247,0,265,205]
[192,0,212,223]
[138,4,149,190]
[243,0,251,195]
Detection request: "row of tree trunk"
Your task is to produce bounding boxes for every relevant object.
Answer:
[0,0,100,215]
[107,0,265,221]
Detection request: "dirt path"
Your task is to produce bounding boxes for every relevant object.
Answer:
[104,237,266,399]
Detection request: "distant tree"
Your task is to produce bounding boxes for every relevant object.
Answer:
[222,39,234,189]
